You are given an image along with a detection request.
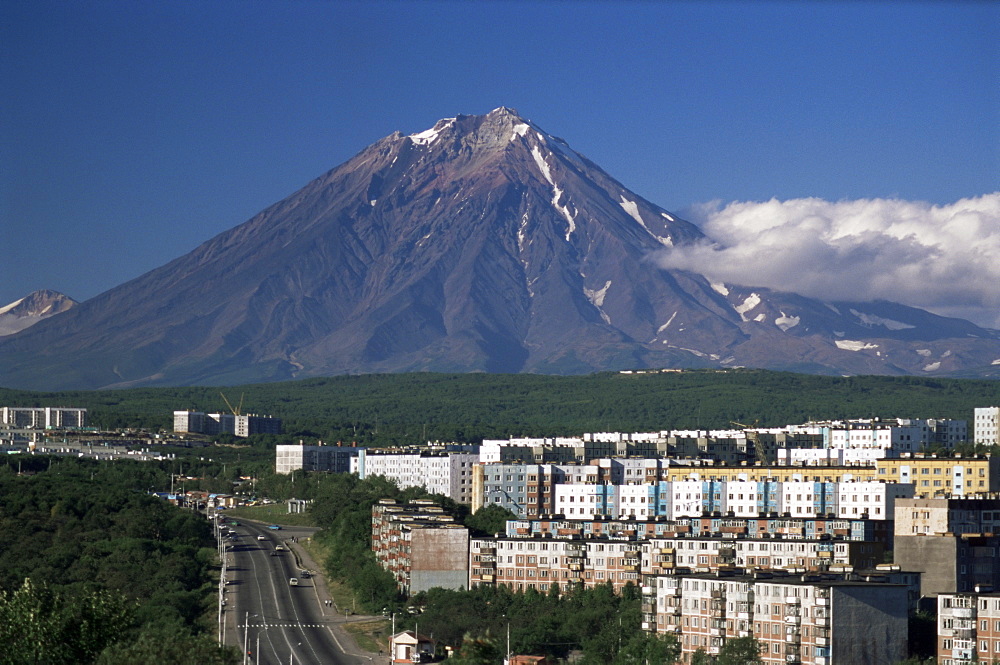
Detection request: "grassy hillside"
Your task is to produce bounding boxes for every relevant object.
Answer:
[1,369,998,446]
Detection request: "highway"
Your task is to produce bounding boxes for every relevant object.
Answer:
[219,519,376,665]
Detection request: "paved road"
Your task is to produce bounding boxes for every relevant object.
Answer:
[220,520,379,665]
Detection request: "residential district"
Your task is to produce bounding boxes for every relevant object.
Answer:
[4,405,1000,664]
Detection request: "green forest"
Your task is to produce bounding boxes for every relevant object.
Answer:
[0,456,238,665]
[2,369,998,446]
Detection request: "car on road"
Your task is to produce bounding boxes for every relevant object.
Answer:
[267,524,281,530]
[256,535,266,541]
[289,578,298,586]
[274,545,285,552]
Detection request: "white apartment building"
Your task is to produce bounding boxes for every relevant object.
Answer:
[553,484,603,519]
[354,449,478,504]
[836,480,914,520]
[275,443,358,474]
[1,406,86,429]
[975,407,1000,446]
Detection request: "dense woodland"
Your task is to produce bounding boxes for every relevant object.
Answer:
[2,370,998,447]
[0,456,238,665]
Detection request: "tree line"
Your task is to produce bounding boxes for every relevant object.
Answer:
[2,369,998,447]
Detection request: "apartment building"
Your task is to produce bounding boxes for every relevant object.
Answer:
[477,461,912,523]
[938,591,1000,664]
[274,443,358,474]
[645,534,883,573]
[470,535,642,593]
[371,499,469,594]
[506,515,893,550]
[975,407,1000,446]
[172,410,282,438]
[468,530,884,595]
[876,455,1000,497]
[1,406,87,429]
[895,497,1000,597]
[644,571,908,665]
[355,448,478,504]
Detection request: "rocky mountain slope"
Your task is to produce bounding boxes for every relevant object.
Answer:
[1,108,997,390]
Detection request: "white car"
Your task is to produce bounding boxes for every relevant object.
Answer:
[256,535,266,541]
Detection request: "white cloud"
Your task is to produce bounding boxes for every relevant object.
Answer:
[654,193,1000,329]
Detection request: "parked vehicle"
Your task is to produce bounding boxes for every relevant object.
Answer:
[289,578,298,586]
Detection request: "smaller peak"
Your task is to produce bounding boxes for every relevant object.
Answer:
[488,106,522,119]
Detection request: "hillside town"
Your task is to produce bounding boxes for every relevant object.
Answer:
[275,408,1000,665]
[5,404,1000,663]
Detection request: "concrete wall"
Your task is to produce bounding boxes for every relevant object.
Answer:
[894,536,958,597]
[410,527,469,593]
[831,585,908,665]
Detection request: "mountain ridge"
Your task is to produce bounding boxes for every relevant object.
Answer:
[1,108,998,390]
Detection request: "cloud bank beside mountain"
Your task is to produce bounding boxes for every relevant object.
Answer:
[656,193,1000,329]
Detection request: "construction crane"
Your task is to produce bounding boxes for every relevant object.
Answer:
[731,420,768,464]
[220,392,244,416]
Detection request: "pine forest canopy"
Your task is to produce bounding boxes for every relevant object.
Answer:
[1,369,998,446]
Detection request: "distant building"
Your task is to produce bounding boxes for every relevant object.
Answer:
[0,407,86,429]
[975,407,1000,446]
[172,410,281,438]
[275,443,358,474]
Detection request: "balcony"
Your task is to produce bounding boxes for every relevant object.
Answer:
[815,596,829,606]
[785,614,801,624]
[952,607,975,619]
[641,585,654,595]
[784,595,801,604]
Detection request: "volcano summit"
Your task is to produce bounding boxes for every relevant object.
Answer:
[2,108,998,390]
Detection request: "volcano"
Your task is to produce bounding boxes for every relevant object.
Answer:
[1,108,998,390]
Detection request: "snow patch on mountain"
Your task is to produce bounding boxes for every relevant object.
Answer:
[754,313,766,322]
[0,298,25,316]
[657,311,678,334]
[409,118,455,145]
[531,146,553,185]
[850,309,916,330]
[553,185,576,241]
[923,362,941,372]
[775,312,800,331]
[710,282,729,297]
[836,340,879,352]
[661,212,675,222]
[734,293,761,321]
[993,359,1000,365]
[512,123,530,138]
[584,280,612,324]
[916,349,932,357]
[584,280,612,308]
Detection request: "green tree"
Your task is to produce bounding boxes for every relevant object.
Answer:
[0,579,133,665]
[613,631,680,664]
[716,636,763,665]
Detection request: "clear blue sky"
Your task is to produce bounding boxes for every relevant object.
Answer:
[3,0,998,307]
